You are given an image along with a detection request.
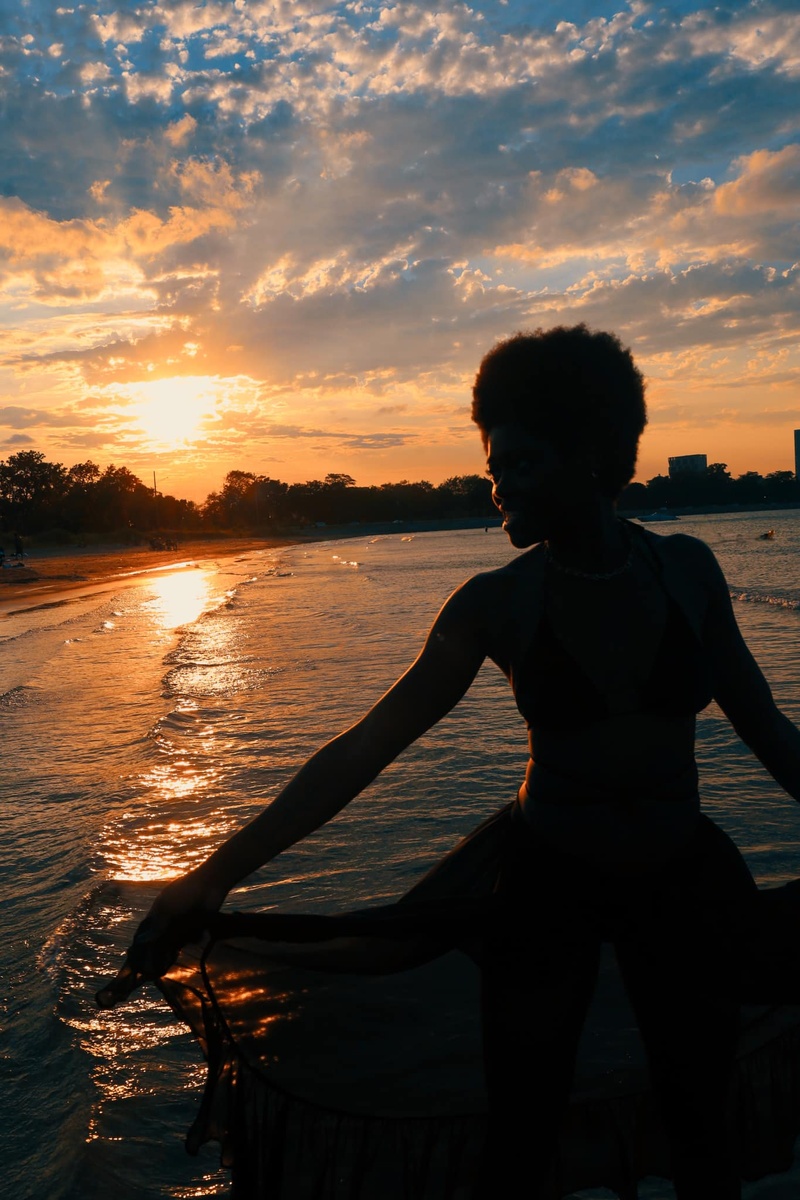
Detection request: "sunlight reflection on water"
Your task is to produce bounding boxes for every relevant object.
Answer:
[104,810,233,883]
[142,569,220,631]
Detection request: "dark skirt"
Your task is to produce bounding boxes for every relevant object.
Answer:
[132,803,800,1197]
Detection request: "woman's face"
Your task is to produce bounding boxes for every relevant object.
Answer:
[486,423,580,548]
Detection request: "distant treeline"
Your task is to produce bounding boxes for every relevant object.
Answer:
[1,451,798,539]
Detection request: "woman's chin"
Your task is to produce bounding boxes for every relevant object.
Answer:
[502,515,541,548]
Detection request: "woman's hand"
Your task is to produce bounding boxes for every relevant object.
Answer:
[135,868,229,967]
[96,868,229,1009]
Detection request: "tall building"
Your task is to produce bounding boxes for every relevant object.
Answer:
[668,453,707,478]
[795,430,800,480]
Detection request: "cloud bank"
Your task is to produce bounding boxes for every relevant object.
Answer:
[0,0,798,491]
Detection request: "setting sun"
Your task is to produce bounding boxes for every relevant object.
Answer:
[124,376,219,448]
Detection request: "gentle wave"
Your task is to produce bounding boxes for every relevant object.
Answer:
[731,589,800,611]
[0,682,42,709]
[162,662,282,697]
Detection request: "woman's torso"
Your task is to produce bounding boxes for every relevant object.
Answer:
[482,525,714,864]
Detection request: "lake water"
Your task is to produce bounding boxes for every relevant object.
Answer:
[2,512,800,1199]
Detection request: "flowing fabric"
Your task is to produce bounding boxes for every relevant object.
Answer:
[142,803,800,1199]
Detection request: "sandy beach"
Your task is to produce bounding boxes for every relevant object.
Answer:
[0,536,296,615]
[0,518,504,617]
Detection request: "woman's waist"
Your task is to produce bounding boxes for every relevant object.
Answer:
[523,751,699,805]
[518,763,701,865]
[527,712,697,780]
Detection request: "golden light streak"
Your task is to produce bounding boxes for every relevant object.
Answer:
[142,569,218,629]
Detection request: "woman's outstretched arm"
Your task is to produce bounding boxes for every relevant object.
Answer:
[696,540,800,800]
[137,573,493,936]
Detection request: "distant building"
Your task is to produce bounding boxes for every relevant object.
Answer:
[668,454,708,478]
[795,430,800,480]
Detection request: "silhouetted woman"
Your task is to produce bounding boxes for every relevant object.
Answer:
[111,325,800,1199]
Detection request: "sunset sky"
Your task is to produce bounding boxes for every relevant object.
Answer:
[1,0,798,501]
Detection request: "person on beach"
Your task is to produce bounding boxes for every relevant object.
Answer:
[111,324,800,1199]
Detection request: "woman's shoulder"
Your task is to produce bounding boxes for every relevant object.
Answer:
[461,543,547,598]
[633,525,720,580]
[438,546,544,629]
[631,527,725,638]
[429,552,542,674]
[451,547,546,655]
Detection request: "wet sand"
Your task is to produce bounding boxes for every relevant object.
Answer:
[0,536,296,616]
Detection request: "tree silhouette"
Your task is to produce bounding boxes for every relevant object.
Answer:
[0,449,797,539]
[0,451,67,532]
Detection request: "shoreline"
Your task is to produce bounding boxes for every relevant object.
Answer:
[0,536,290,616]
[0,520,499,616]
[1,502,794,617]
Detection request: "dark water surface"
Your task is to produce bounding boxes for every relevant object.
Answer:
[2,515,800,1198]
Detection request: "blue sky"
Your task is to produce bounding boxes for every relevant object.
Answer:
[0,0,798,498]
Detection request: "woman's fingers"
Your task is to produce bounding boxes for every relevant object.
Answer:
[95,911,210,1009]
[96,870,228,1009]
[95,959,147,1009]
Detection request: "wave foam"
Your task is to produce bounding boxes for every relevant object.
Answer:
[0,683,42,710]
[730,589,800,611]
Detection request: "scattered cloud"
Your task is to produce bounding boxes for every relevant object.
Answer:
[0,0,798,493]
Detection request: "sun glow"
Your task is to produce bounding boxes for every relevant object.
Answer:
[124,375,219,446]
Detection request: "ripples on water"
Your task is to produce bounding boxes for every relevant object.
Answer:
[2,513,800,1198]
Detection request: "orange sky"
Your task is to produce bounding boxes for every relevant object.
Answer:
[1,2,798,503]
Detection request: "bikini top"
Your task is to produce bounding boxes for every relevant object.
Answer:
[511,535,713,732]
